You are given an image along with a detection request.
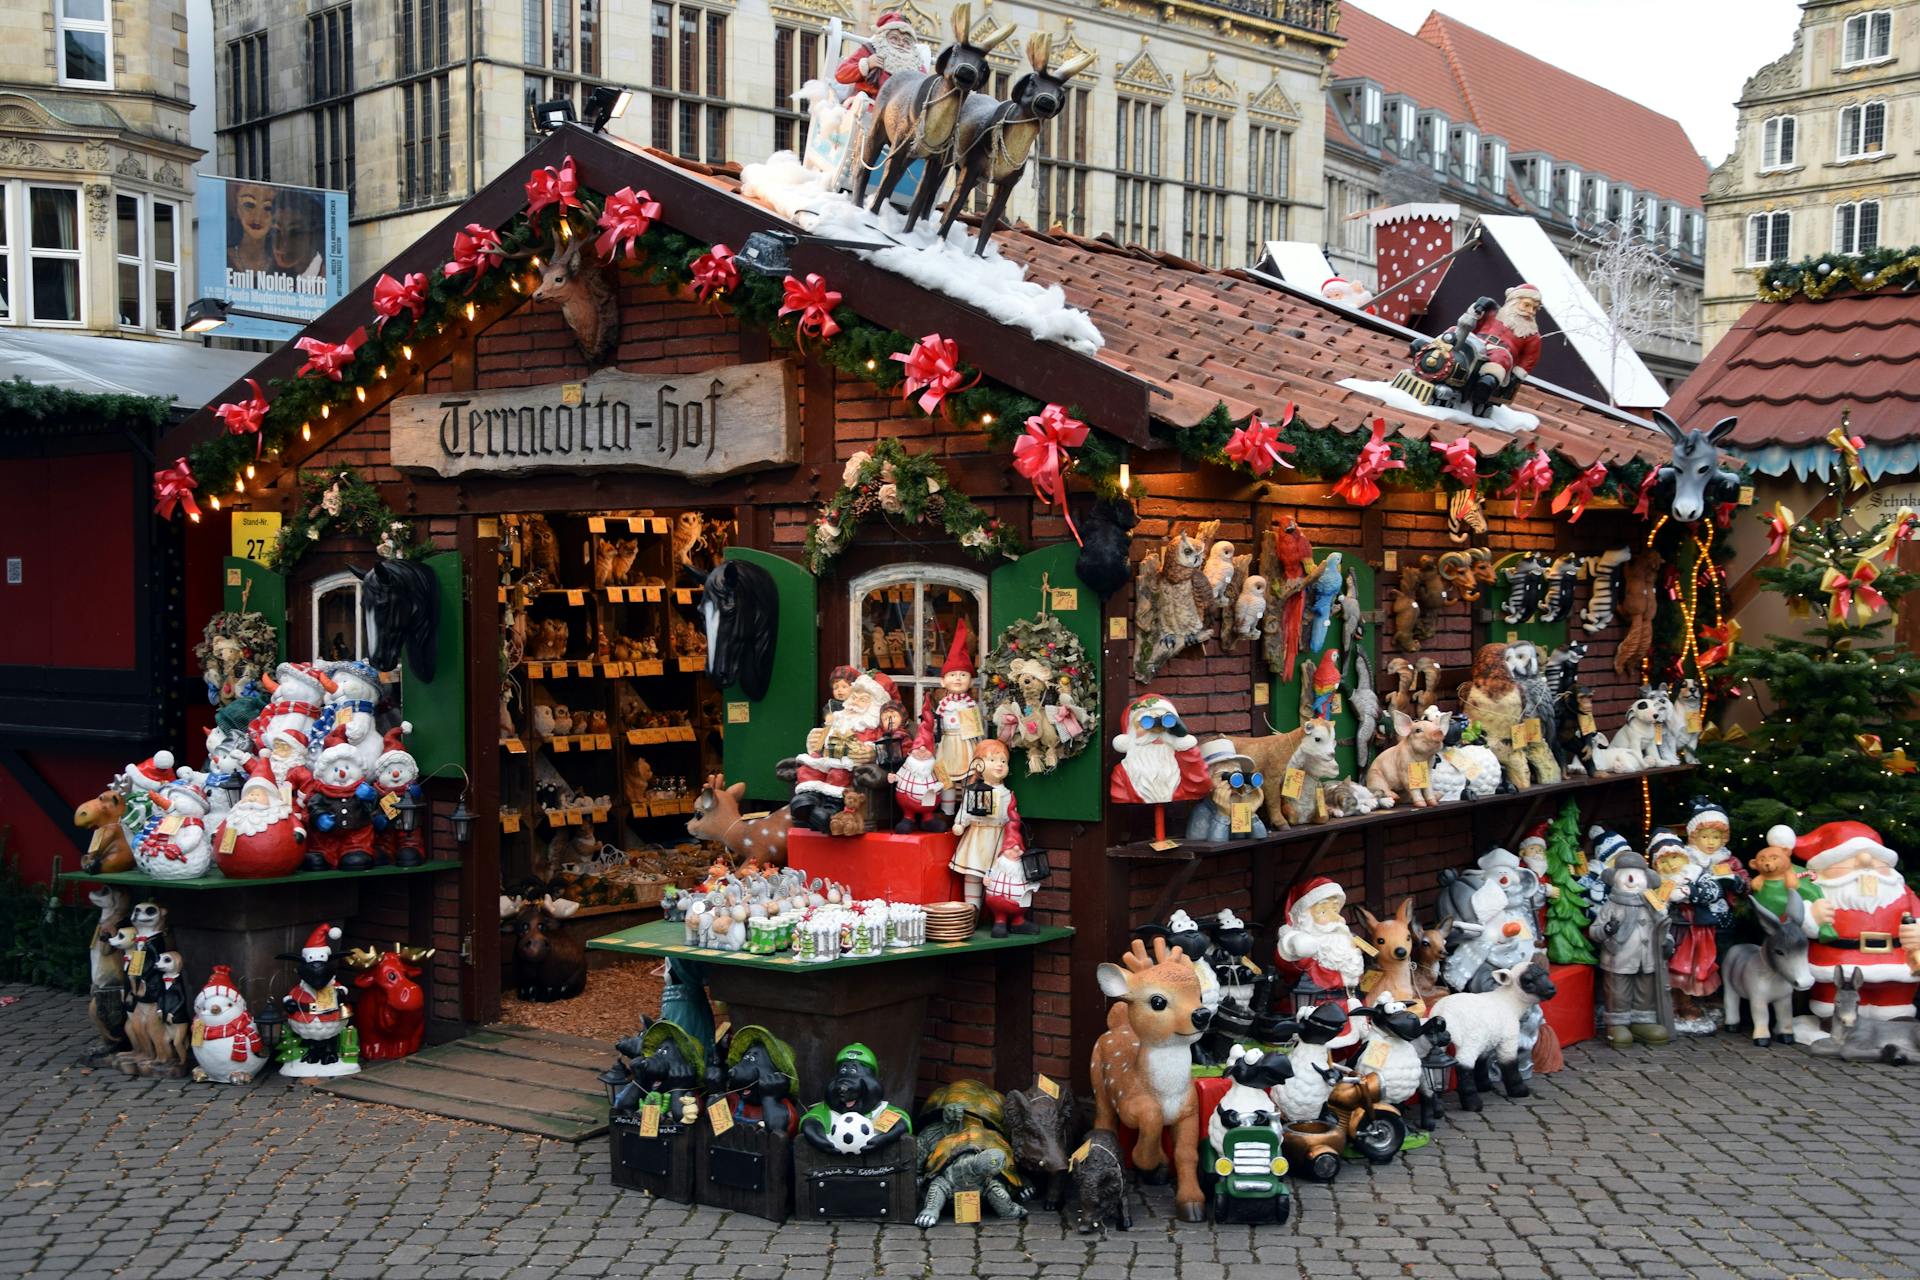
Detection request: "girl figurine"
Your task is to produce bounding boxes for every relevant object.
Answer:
[950,740,1019,915]
[917,620,982,825]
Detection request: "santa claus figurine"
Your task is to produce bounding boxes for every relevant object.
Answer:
[280,923,358,1078]
[214,757,308,880]
[370,721,424,867]
[259,723,314,790]
[1463,283,1543,416]
[1797,821,1920,1022]
[1274,877,1365,1005]
[917,622,984,825]
[785,670,888,834]
[305,725,380,871]
[1108,694,1211,805]
[951,740,1021,917]
[834,11,920,98]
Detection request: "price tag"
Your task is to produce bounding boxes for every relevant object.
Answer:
[1512,719,1537,748]
[231,511,282,563]
[874,1107,900,1132]
[314,985,337,1012]
[708,1100,734,1136]
[727,703,751,724]
[1653,724,1664,745]
[1253,683,1270,707]
[128,950,146,976]
[1329,694,1343,717]
[561,382,584,407]
[953,1190,982,1224]
[589,517,607,533]
[380,793,400,819]
[596,734,612,751]
[219,823,238,853]
[1685,710,1703,734]
[191,1020,206,1047]
[280,782,293,806]
[1037,1074,1060,1099]
[567,589,585,607]
[1579,711,1598,736]
[1230,803,1253,835]
[528,661,545,678]
[1406,760,1430,789]
[639,1103,661,1137]
[1069,1139,1092,1167]
[1281,768,1306,800]
[552,736,570,753]
[1506,630,1519,644]
[1362,1039,1391,1070]
[1383,550,1398,571]
[1108,616,1128,640]
[157,814,183,836]
[1050,587,1079,612]
[1739,485,1755,506]
[1353,935,1378,956]
[1313,787,1328,822]
[959,706,984,739]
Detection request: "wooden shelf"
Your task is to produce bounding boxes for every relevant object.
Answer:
[520,659,667,679]
[57,859,463,892]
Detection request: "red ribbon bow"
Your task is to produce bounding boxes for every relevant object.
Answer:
[891,333,978,416]
[690,244,739,302]
[525,154,582,222]
[1631,467,1659,518]
[1503,448,1555,518]
[1822,559,1888,626]
[1697,619,1741,669]
[1550,461,1610,523]
[294,327,366,382]
[443,224,505,286]
[779,274,842,346]
[1330,418,1403,507]
[372,272,428,331]
[213,378,270,458]
[1223,405,1297,476]
[153,458,201,521]
[1013,404,1089,544]
[1439,437,1479,488]
[595,186,662,262]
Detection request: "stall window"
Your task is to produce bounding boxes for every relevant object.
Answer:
[849,565,987,717]
[311,570,365,663]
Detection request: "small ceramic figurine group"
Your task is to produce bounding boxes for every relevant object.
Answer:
[92,895,261,1085]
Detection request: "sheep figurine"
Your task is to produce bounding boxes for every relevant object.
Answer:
[1428,964,1557,1112]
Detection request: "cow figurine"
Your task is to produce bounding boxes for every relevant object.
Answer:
[502,894,587,1002]
[343,944,436,1060]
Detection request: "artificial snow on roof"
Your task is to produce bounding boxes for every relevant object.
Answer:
[1260,240,1338,291]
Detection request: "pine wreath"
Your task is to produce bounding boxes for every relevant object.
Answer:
[271,467,432,570]
[980,611,1098,776]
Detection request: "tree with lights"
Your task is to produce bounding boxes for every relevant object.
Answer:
[1697,438,1920,861]
[1543,800,1596,965]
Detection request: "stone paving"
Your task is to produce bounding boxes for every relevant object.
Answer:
[2,981,1918,1280]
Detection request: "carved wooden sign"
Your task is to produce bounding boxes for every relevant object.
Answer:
[388,361,800,480]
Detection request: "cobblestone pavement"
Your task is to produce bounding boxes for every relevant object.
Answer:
[4,982,1918,1280]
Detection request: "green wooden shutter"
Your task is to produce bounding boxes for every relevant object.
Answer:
[222,557,287,662]
[988,542,1102,822]
[400,551,466,776]
[722,548,817,805]
[1262,550,1375,777]
[1488,553,1569,658]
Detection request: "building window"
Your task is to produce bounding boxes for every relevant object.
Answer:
[309,6,355,202]
[114,194,179,334]
[850,565,987,719]
[1386,98,1417,158]
[1834,200,1880,254]
[12,185,84,325]
[648,3,727,163]
[1036,85,1091,236]
[1246,123,1290,265]
[1837,101,1888,159]
[0,188,8,322]
[1449,124,1479,185]
[1481,137,1507,192]
[1553,165,1582,218]
[773,24,823,154]
[312,572,368,663]
[1842,9,1893,66]
[57,0,112,87]
[1582,175,1609,222]
[1746,210,1791,265]
[225,31,273,181]
[1115,96,1164,250]
[399,0,450,76]
[1609,184,1634,224]
[401,76,453,207]
[1323,174,1377,259]
[1181,111,1229,268]
[1418,112,1447,173]
[1761,115,1797,169]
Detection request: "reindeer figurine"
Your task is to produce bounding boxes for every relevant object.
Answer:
[531,237,620,366]
[936,34,1094,255]
[860,3,1015,229]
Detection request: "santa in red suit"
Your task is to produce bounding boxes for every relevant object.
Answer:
[834,11,918,98]
[1797,821,1920,1021]
[1464,283,1543,414]
[213,756,308,880]
[1108,694,1211,805]
[786,671,888,833]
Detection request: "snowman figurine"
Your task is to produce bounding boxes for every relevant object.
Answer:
[201,726,255,820]
[306,725,380,871]
[313,660,387,773]
[369,722,423,867]
[134,777,213,880]
[190,964,266,1084]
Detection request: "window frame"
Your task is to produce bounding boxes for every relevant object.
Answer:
[1180,107,1231,269]
[1841,9,1894,67]
[645,2,729,163]
[1746,209,1792,266]
[113,193,176,335]
[847,564,988,719]
[772,22,824,155]
[1760,114,1798,170]
[1833,199,1881,254]
[1114,94,1165,251]
[1837,101,1888,160]
[56,0,113,89]
[310,571,367,664]
[1246,121,1291,266]
[15,182,87,328]
[1035,83,1092,236]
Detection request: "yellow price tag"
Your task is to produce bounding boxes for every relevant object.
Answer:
[1253,683,1270,707]
[1579,711,1597,736]
[708,1100,734,1136]
[231,510,282,563]
[1230,803,1253,835]
[953,1190,982,1224]
[1685,710,1703,734]
[959,706,984,739]
[219,823,238,853]
[1407,760,1430,789]
[639,1103,661,1137]
[1281,768,1306,800]
[1068,1139,1092,1167]
[1362,1039,1391,1070]
[380,793,400,818]
[874,1107,901,1132]
[1036,1073,1060,1099]
[567,589,584,606]
[128,950,146,976]
[1049,587,1078,612]
[727,703,751,724]
[1313,787,1327,822]
[1108,616,1128,640]
[191,1020,206,1047]
[157,813,183,836]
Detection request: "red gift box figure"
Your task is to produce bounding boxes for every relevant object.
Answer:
[1797,821,1920,1022]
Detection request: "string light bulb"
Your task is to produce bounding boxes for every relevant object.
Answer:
[355,385,367,403]
[401,344,414,360]
[1119,463,1132,490]
[531,256,542,270]
[301,421,312,441]
[320,404,331,419]
[245,463,256,480]
[376,364,388,380]
[510,277,523,293]
[981,413,995,426]
[210,495,221,512]
[464,302,477,321]
[234,476,245,493]
[187,509,200,524]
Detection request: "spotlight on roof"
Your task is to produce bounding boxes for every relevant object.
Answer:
[585,85,632,134]
[532,97,578,134]
[185,297,231,334]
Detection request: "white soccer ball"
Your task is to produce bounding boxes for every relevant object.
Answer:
[827,1110,874,1154]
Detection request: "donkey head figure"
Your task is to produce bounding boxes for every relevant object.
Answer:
[1649,411,1743,523]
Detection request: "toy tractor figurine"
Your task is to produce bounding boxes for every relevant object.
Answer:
[1390,285,1543,418]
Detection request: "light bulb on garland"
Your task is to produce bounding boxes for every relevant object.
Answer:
[321,404,331,420]
[356,385,367,403]
[376,365,388,380]
[464,302,476,321]
[209,495,220,512]
[401,345,413,360]
[245,464,256,480]
[302,422,312,441]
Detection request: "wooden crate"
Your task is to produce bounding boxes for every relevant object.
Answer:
[608,1113,698,1202]
[696,1124,793,1222]
[792,1134,919,1223]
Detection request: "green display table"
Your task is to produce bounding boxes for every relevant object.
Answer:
[589,921,1071,1104]
[57,859,462,891]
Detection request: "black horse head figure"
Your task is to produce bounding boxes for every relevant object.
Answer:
[701,559,779,700]
[1649,411,1742,523]
[354,557,440,680]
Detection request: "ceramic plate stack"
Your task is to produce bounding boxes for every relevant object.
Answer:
[922,901,977,941]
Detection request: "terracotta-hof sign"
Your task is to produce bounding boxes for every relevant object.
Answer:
[388,362,800,479]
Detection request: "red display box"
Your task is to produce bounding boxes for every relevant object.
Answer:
[787,829,959,904]
[1541,962,1595,1050]
[1117,1075,1229,1170]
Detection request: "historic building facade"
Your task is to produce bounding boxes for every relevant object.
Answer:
[1703,0,1920,350]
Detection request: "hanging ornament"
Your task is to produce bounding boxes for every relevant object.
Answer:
[1438,436,1479,487]
[1697,619,1741,669]
[372,271,428,331]
[689,244,738,301]
[1881,748,1917,775]
[891,333,977,416]
[1330,417,1402,506]
[1013,404,1089,544]
[778,273,842,347]
[213,378,270,459]
[1821,559,1887,625]
[1864,507,1917,564]
[1550,461,1610,523]
[153,458,201,521]
[1826,422,1868,490]
[1760,501,1796,563]
[1223,405,1297,475]
[524,154,582,223]
[1503,448,1554,517]
[595,186,662,262]
[294,327,367,381]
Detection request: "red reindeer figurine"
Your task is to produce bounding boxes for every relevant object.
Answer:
[342,944,436,1060]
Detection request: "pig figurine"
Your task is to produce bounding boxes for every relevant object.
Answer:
[1066,1130,1129,1235]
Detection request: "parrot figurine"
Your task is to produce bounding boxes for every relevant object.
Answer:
[1309,647,1343,720]
[1261,515,1316,680]
[1304,552,1344,661]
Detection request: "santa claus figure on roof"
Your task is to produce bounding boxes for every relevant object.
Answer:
[784,670,892,834]
[834,11,922,98]
[1107,694,1210,806]
[1796,821,1920,1021]
[1463,283,1543,415]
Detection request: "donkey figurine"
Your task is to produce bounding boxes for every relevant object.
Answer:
[936,33,1094,255]
[859,2,1014,228]
[1810,967,1920,1063]
[1721,899,1814,1046]
[1647,410,1742,523]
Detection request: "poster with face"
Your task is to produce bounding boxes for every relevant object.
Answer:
[195,175,348,340]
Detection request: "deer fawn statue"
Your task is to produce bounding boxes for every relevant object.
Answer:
[687,773,791,868]
[859,3,1015,229]
[936,33,1095,255]
[1091,936,1212,1222]
[532,237,620,366]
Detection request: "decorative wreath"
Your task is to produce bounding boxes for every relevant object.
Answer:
[271,467,431,570]
[804,438,1022,575]
[980,610,1099,774]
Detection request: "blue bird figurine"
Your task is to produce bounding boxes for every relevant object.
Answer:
[1304,552,1344,657]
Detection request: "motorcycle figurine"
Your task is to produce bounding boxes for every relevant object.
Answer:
[1390,295,1525,418]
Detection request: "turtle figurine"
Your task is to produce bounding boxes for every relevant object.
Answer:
[916,1144,1026,1228]
[914,1083,1028,1229]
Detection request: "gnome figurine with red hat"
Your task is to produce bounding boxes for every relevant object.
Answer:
[279,923,358,1077]
[917,620,985,826]
[1797,821,1920,1022]
[1275,877,1366,1007]
[371,721,425,867]
[305,725,380,871]
[190,964,266,1084]
[213,757,308,879]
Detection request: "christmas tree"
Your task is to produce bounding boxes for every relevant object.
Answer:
[1698,434,1920,860]
[1543,800,1595,965]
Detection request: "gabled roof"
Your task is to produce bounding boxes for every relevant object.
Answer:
[1330,4,1472,120]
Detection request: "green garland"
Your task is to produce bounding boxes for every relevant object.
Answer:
[269,467,431,570]
[0,378,172,436]
[1755,244,1920,303]
[803,439,1020,574]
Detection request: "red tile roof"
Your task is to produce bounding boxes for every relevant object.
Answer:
[1331,4,1472,120]
[1663,291,1920,447]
